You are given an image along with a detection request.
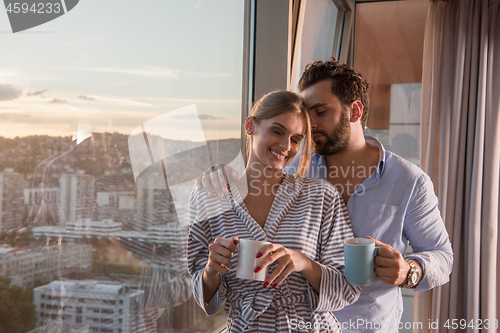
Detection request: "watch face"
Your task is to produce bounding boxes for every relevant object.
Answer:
[410,272,419,285]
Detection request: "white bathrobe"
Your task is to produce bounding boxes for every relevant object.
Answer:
[188,174,361,332]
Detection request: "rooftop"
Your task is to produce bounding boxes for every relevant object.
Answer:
[38,280,128,295]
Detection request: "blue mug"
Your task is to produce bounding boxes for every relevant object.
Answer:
[344,238,383,286]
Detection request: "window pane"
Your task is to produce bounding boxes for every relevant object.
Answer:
[0,1,245,332]
[354,0,428,166]
[353,2,428,332]
[299,0,339,67]
[292,0,340,90]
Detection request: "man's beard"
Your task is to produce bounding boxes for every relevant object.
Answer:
[312,112,351,156]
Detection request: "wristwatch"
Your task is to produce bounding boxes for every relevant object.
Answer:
[400,259,420,289]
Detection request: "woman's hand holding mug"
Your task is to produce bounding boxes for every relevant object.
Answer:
[205,236,239,277]
[256,243,321,291]
[202,236,238,304]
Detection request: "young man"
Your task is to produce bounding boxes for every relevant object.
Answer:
[283,58,453,332]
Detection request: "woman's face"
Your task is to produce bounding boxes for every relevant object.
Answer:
[247,111,305,172]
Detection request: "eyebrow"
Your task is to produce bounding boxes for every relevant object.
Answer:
[272,123,304,138]
[308,102,328,110]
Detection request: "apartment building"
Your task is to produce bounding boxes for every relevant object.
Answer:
[24,187,60,225]
[136,171,177,231]
[31,219,188,269]
[0,169,25,233]
[59,172,95,226]
[33,280,155,333]
[0,244,92,288]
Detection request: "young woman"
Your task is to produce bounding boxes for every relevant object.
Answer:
[188,91,360,332]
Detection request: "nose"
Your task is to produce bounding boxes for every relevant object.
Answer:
[309,115,318,131]
[279,137,291,151]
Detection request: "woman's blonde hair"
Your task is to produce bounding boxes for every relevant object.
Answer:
[246,90,311,178]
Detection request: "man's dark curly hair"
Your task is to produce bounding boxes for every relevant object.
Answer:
[298,58,370,130]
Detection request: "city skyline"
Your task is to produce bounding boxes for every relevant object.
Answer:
[0,1,245,330]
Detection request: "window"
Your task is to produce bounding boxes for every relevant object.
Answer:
[290,0,344,89]
[352,1,429,330]
[76,316,82,323]
[4,1,245,332]
[354,0,428,167]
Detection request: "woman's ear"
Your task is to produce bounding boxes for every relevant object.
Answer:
[244,116,254,135]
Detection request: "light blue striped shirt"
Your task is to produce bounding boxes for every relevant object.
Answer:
[285,136,453,333]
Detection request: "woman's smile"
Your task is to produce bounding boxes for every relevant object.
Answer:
[269,148,288,161]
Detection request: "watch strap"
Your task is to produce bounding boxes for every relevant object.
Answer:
[399,259,419,289]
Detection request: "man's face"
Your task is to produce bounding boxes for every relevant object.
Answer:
[302,80,351,156]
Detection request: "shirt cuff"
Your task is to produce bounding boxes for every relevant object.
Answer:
[196,271,225,315]
[203,291,220,315]
[406,252,450,292]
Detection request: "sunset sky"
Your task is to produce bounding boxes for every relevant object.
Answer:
[0,0,245,140]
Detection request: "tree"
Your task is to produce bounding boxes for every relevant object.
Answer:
[0,277,37,333]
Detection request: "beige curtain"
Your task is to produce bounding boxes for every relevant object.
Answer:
[417,0,500,332]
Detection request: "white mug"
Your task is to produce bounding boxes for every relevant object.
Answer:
[225,239,271,281]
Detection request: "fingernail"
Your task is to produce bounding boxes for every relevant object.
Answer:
[207,191,212,197]
[233,239,238,245]
[272,283,277,288]
[254,266,261,273]
[218,192,223,199]
[263,282,269,288]
[256,252,262,258]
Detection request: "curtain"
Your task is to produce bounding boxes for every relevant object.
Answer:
[418,0,500,332]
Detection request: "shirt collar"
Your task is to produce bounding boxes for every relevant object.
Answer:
[364,136,386,176]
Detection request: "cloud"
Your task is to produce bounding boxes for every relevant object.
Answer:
[27,89,48,96]
[150,97,240,104]
[200,114,224,120]
[0,112,31,119]
[173,113,224,120]
[194,72,233,78]
[0,84,22,101]
[49,99,67,104]
[78,95,95,101]
[77,67,180,79]
[85,95,151,107]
